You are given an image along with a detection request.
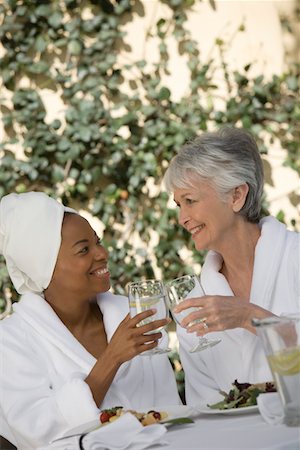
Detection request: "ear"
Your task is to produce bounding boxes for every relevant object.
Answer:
[231,184,249,212]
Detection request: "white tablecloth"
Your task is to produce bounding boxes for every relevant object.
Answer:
[148,412,300,450]
[35,408,300,450]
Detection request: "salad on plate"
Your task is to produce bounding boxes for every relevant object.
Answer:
[208,379,276,410]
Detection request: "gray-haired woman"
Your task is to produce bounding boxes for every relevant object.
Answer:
[163,126,300,405]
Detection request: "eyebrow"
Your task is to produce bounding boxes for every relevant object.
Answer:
[181,193,192,198]
[72,239,88,248]
[174,192,190,203]
[72,231,98,248]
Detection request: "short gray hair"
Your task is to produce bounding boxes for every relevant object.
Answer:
[163,127,264,223]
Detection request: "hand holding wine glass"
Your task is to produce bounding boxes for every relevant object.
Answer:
[127,279,171,355]
[165,274,221,353]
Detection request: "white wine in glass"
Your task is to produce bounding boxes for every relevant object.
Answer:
[128,279,171,355]
[166,274,221,353]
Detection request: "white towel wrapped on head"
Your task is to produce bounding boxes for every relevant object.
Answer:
[0,191,75,294]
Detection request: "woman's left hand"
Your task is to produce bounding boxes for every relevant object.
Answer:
[174,295,273,335]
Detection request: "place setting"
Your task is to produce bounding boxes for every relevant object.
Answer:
[38,404,199,450]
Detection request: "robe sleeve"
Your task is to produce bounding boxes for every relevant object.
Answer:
[0,321,99,449]
[176,325,221,404]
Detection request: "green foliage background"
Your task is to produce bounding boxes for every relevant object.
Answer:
[0,0,299,313]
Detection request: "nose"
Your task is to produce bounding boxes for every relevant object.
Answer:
[94,243,108,260]
[178,207,190,228]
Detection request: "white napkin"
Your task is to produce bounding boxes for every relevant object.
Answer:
[38,413,168,450]
[257,392,284,425]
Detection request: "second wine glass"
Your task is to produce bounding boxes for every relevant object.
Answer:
[128,279,171,355]
[165,274,221,353]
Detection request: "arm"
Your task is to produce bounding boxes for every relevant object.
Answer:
[85,310,170,406]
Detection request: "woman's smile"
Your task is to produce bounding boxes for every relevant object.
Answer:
[89,265,110,279]
[190,224,205,238]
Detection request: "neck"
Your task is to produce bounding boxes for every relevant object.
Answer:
[220,220,261,277]
[218,221,261,299]
[44,290,98,329]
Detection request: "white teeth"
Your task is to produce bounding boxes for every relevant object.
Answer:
[191,224,204,235]
[92,267,108,276]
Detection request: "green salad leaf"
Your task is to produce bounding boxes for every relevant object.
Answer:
[208,379,276,410]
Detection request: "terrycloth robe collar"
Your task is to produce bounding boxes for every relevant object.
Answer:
[13,292,96,372]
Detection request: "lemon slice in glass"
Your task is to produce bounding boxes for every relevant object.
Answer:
[268,346,300,376]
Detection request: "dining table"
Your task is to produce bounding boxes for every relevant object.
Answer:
[148,409,300,450]
[35,404,300,450]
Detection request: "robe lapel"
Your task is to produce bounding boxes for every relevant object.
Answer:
[199,251,249,389]
[13,293,96,372]
[201,251,233,296]
[250,217,287,310]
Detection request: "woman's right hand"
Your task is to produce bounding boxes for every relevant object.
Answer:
[107,310,170,364]
[85,310,169,406]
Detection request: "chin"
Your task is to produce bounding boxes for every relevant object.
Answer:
[194,241,206,252]
[101,280,111,292]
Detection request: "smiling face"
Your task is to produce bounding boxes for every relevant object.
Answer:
[174,180,246,253]
[49,213,110,299]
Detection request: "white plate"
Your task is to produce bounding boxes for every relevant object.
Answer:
[53,405,197,442]
[153,404,200,421]
[195,403,259,415]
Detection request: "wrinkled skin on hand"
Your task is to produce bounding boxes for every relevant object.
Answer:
[174,296,273,336]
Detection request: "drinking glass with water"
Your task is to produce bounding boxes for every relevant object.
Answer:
[128,279,171,355]
[165,274,221,353]
[253,313,300,427]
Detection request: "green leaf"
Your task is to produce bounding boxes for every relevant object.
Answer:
[78,127,92,142]
[36,5,53,17]
[68,40,82,55]
[48,11,63,29]
[58,138,70,151]
[35,36,48,53]
[51,119,61,130]
[286,76,298,92]
[76,183,88,194]
[158,87,171,100]
[52,165,65,182]
[163,417,194,426]
[28,61,49,74]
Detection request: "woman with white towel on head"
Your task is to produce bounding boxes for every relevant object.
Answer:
[0,192,181,449]
[163,126,300,405]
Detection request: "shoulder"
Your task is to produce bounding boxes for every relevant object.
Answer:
[260,216,298,237]
[260,216,299,248]
[96,291,129,339]
[97,291,129,316]
[0,311,28,348]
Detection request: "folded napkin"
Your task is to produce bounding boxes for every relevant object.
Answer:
[257,392,284,425]
[38,413,168,450]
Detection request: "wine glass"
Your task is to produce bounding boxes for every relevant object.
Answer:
[127,279,171,355]
[165,274,221,353]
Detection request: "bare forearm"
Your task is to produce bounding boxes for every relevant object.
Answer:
[85,350,121,407]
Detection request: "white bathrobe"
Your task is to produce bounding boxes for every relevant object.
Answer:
[177,216,300,405]
[0,291,181,449]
